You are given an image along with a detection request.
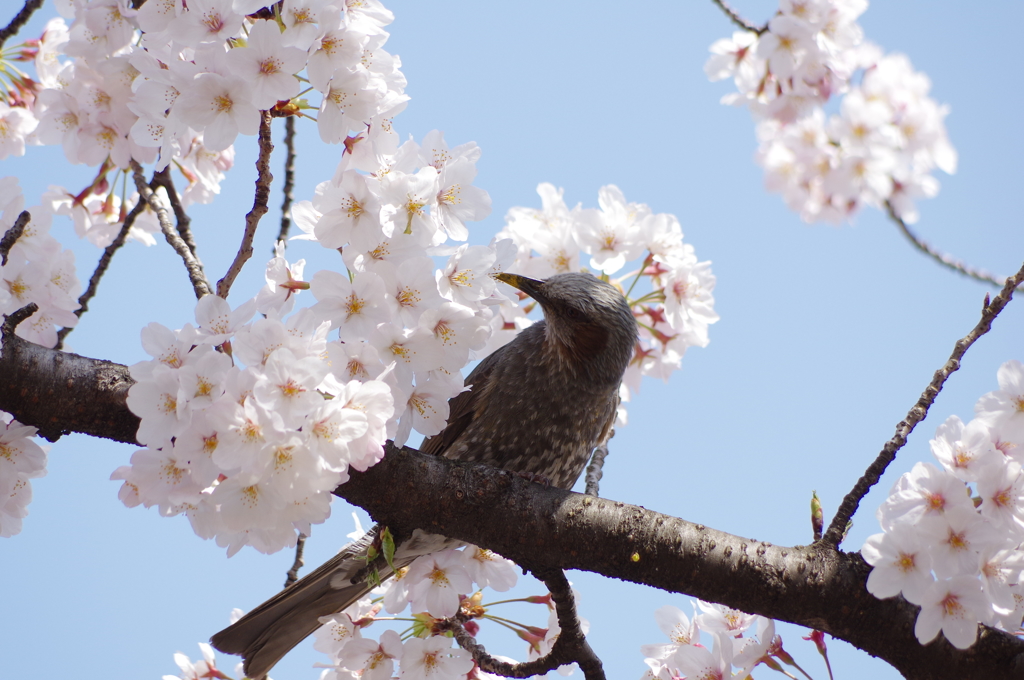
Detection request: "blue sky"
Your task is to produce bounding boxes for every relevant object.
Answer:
[3,1,1023,679]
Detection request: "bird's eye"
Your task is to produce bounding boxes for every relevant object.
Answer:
[564,306,583,321]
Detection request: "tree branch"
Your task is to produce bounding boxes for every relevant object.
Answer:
[217,112,274,298]
[886,201,1012,289]
[3,335,1024,676]
[822,257,1024,547]
[337,445,1024,680]
[55,199,148,350]
[284,533,306,588]
[439,567,606,679]
[710,0,768,35]
[0,210,30,265]
[0,309,138,443]
[275,115,297,249]
[0,0,44,51]
[131,160,212,299]
[152,166,199,259]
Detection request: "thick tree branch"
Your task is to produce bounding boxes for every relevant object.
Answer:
[337,445,1024,680]
[2,339,1024,676]
[823,258,1024,547]
[886,201,1012,289]
[0,308,138,443]
[131,161,212,299]
[0,0,44,51]
[217,112,274,298]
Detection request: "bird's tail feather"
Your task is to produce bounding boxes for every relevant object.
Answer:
[211,532,387,680]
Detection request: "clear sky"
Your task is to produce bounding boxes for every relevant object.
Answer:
[3,1,1023,679]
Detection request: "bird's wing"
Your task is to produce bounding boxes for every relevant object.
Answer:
[419,343,506,457]
[211,528,382,679]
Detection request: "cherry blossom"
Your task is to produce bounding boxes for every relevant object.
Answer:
[406,549,473,618]
[399,635,473,680]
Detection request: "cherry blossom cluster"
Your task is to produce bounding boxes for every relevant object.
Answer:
[0,177,82,346]
[165,526,583,680]
[639,601,811,680]
[310,544,523,680]
[862,360,1024,649]
[115,122,505,555]
[0,0,403,247]
[0,412,48,538]
[113,285,395,556]
[706,0,956,224]
[13,0,406,161]
[3,10,239,248]
[497,183,718,424]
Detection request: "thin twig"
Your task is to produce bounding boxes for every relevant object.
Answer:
[284,533,306,588]
[217,112,274,298]
[54,200,148,349]
[131,160,212,299]
[439,568,605,679]
[0,0,44,51]
[710,0,768,35]
[152,167,199,259]
[1,302,37,336]
[886,201,1011,289]
[822,258,1024,547]
[0,210,30,265]
[275,115,297,250]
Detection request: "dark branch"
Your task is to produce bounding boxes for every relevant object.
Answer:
[217,112,274,298]
[0,310,138,443]
[0,210,30,265]
[55,200,147,349]
[3,339,1024,677]
[275,115,297,249]
[284,533,306,588]
[0,0,44,51]
[533,568,606,679]
[822,257,1024,547]
[886,201,1011,289]
[439,568,605,678]
[710,0,768,35]
[2,303,37,335]
[337,444,1024,680]
[131,160,211,299]
[152,167,199,259]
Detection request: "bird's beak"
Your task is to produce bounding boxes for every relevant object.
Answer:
[494,272,545,300]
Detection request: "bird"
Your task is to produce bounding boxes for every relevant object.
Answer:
[210,271,638,679]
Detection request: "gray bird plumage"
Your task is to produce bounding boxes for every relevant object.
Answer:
[210,272,637,678]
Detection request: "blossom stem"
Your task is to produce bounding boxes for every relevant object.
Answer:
[624,253,651,299]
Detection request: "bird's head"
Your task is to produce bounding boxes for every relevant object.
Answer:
[495,271,637,387]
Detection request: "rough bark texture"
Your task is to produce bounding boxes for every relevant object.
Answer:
[337,444,1024,680]
[0,330,139,443]
[2,335,1024,678]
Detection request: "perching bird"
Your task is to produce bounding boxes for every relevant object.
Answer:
[210,272,637,678]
